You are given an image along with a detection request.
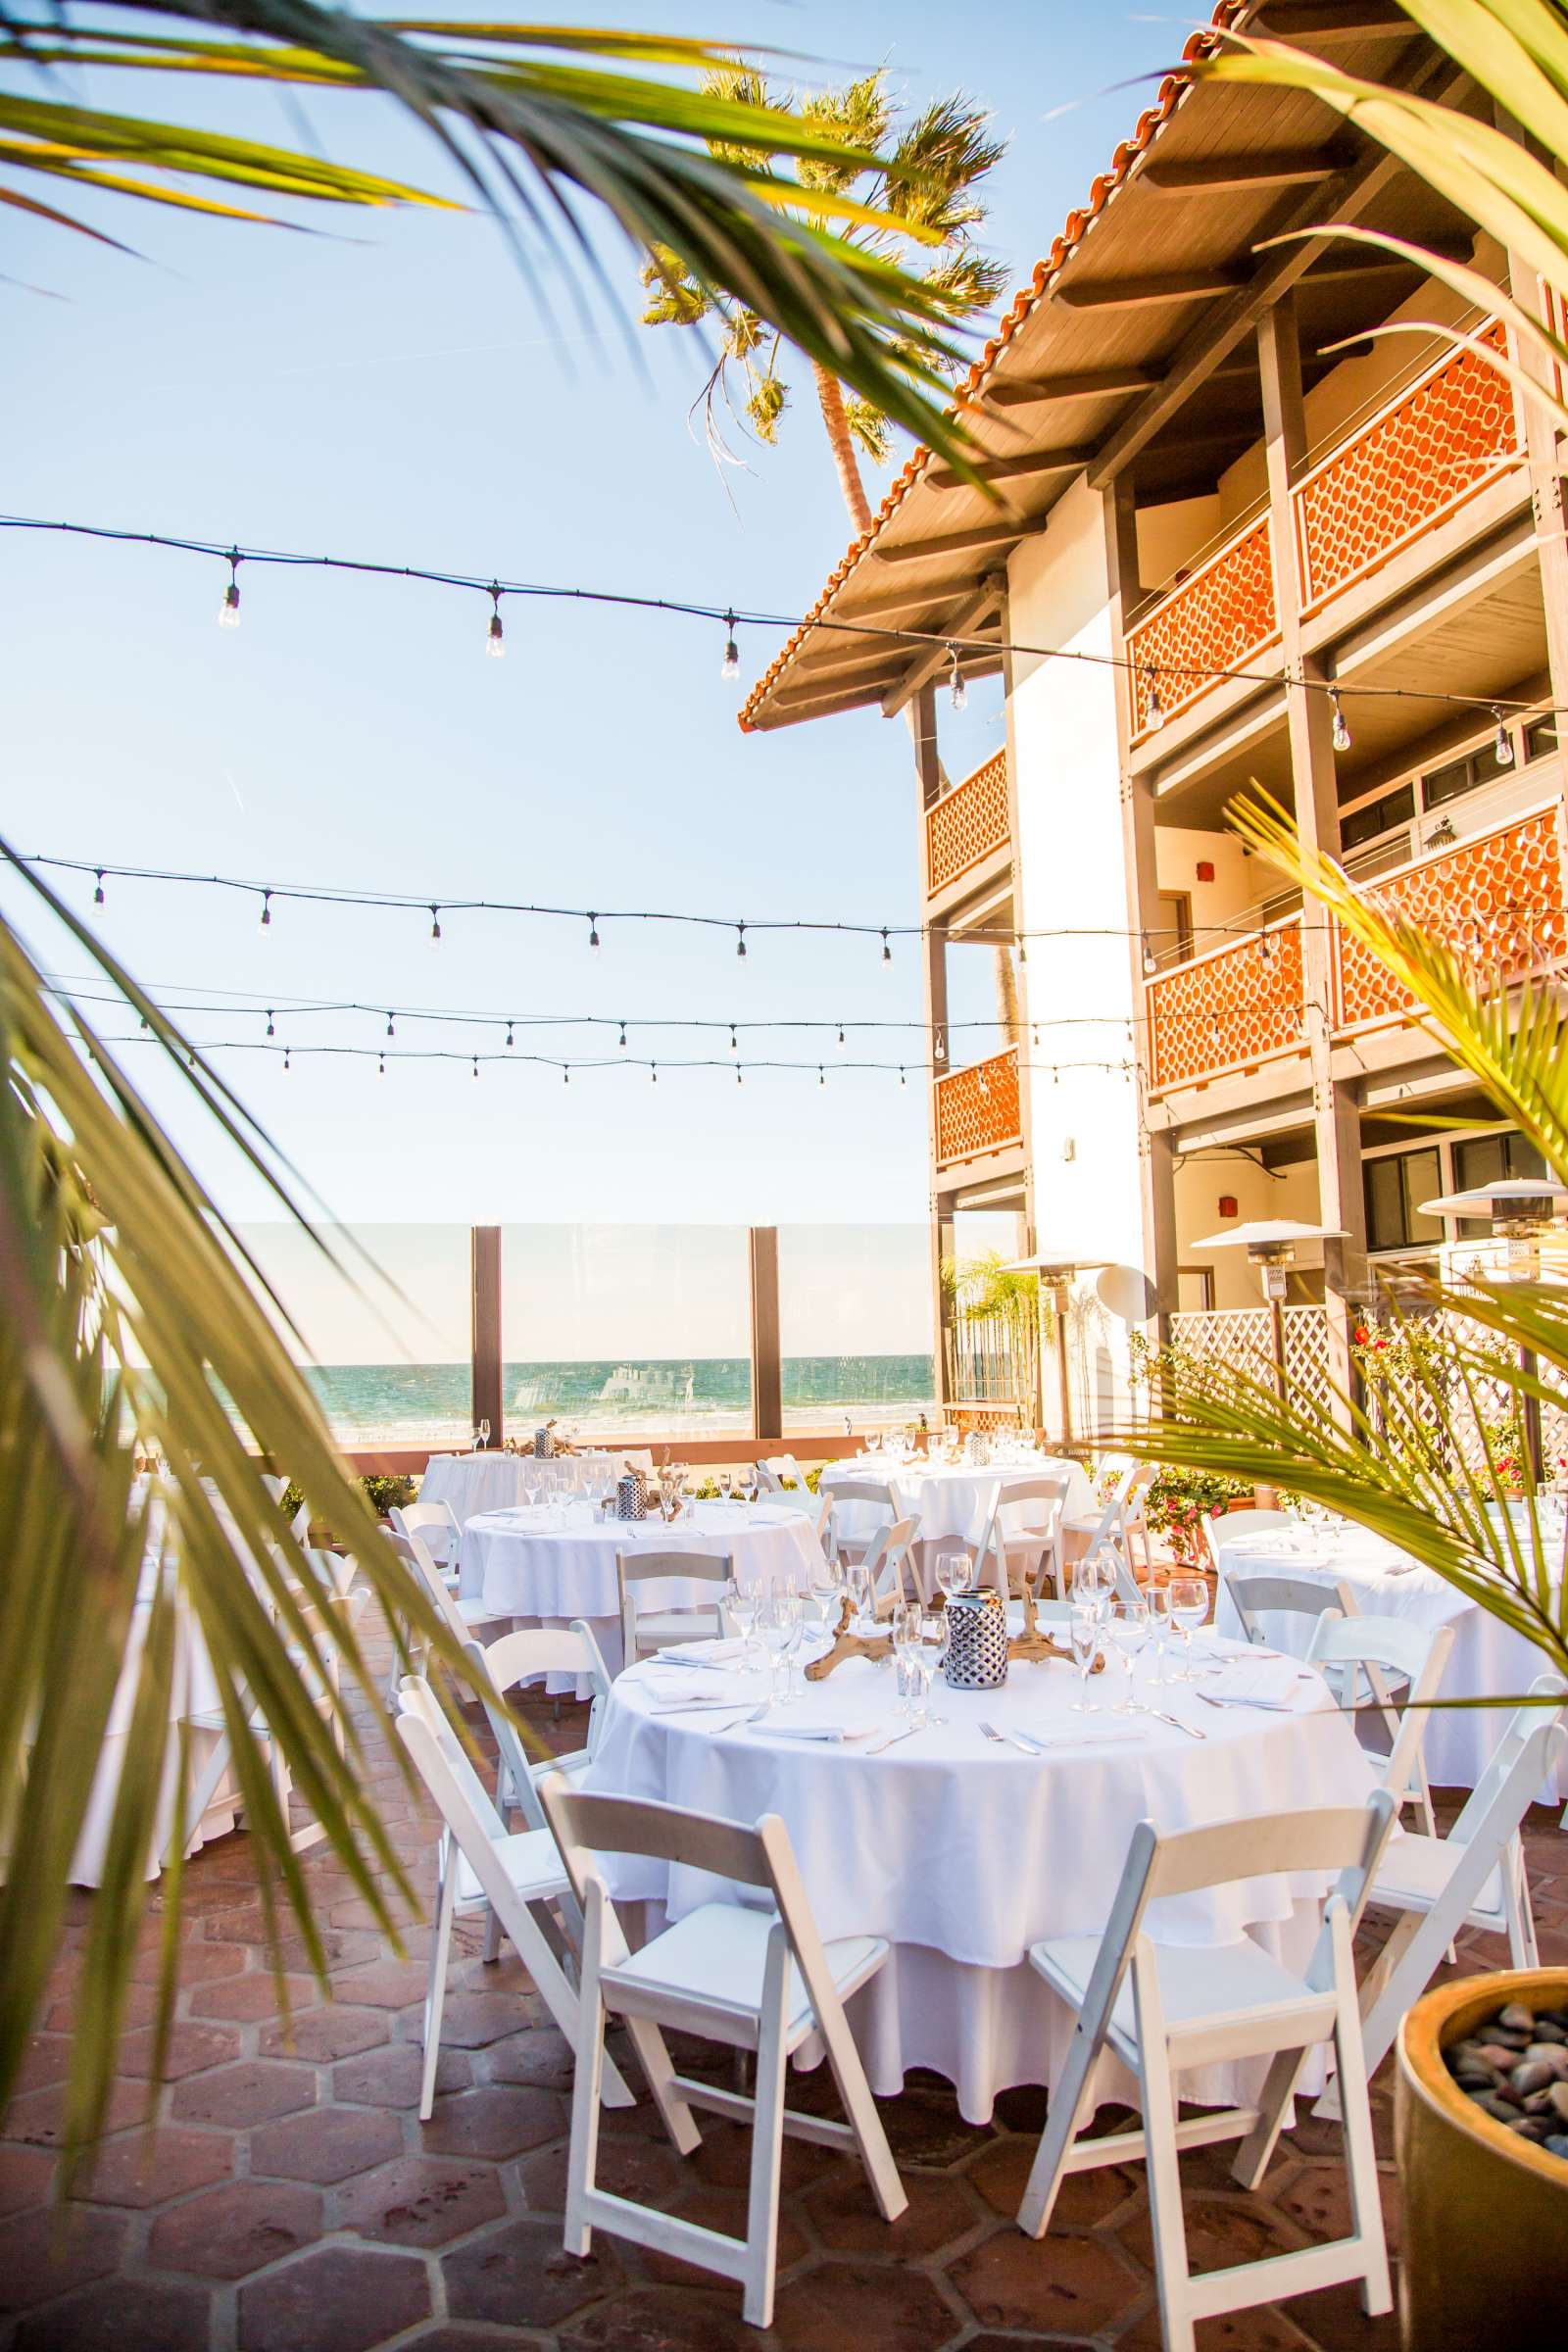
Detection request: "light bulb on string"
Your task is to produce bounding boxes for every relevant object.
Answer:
[836,1025,846,1053]
[93,870,105,906]
[505,1022,514,1049]
[486,584,505,659]
[1330,689,1351,754]
[818,1065,825,1088]
[729,1024,738,1054]
[618,1022,627,1049]
[378,1054,386,1077]
[472,1057,479,1080]
[1144,670,1164,730]
[947,643,966,711]
[1142,931,1156,976]
[386,1013,395,1038]
[720,610,739,679]
[934,1027,947,1063]
[219,550,241,630]
[899,1066,906,1087]
[588,914,600,952]
[1494,709,1515,766]
[1259,932,1273,965]
[736,1063,743,1086]
[283,1048,291,1072]
[429,906,442,944]
[266,1010,275,1038]
[563,1065,569,1085]
[1016,937,1027,967]
[260,890,272,930]
[881,928,892,963]
[736,923,747,959]
[651,1062,658,1085]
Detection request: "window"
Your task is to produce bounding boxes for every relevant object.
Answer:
[1340,784,1414,854]
[1451,1132,1547,1237]
[1524,714,1559,764]
[1363,1147,1443,1254]
[1423,735,1514,813]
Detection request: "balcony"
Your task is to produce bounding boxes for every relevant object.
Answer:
[1144,804,1566,1095]
[933,1046,1022,1168]
[1126,322,1522,744]
[925,750,1011,898]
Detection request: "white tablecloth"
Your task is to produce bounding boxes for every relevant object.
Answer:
[421,1451,622,1520]
[820,1456,1095,1583]
[585,1635,1377,2121]
[1215,1527,1568,1798]
[460,1500,825,1682]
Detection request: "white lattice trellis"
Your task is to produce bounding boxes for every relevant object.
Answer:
[1167,1304,1332,1408]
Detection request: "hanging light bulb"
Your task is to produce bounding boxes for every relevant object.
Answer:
[283,1048,291,1071]
[836,1025,846,1053]
[219,550,241,630]
[93,870,106,906]
[947,643,967,711]
[617,1022,627,1050]
[1145,670,1164,730]
[472,1056,479,1079]
[934,1027,947,1063]
[736,923,747,959]
[1494,708,1515,767]
[502,1021,513,1050]
[729,1024,738,1054]
[260,890,272,929]
[1016,937,1027,967]
[429,905,442,944]
[1031,1024,1040,1050]
[486,584,505,659]
[899,1066,906,1087]
[266,1010,275,1038]
[587,914,601,952]
[563,1064,569,1085]
[651,1062,659,1084]
[1330,689,1351,754]
[736,1063,743,1086]
[720,610,739,679]
[1259,932,1273,965]
[1142,931,1156,976]
[818,1065,825,1088]
[881,928,892,964]
[378,1053,386,1077]
[386,1012,395,1038]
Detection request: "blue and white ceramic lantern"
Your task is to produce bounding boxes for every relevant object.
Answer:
[943,1589,1008,1689]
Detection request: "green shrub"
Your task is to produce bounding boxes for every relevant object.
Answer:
[277,1472,415,1535]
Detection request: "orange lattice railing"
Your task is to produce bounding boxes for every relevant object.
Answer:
[1335,806,1568,1030]
[1145,917,1306,1091]
[926,751,1011,896]
[1294,321,1519,613]
[1125,514,1278,742]
[933,1048,1022,1167]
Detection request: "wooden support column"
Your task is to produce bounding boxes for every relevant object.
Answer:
[470,1225,503,1446]
[749,1226,782,1445]
[1500,202,1568,754]
[1258,294,1366,1406]
[997,585,1043,1428]
[914,683,955,1417]
[1102,476,1179,1340]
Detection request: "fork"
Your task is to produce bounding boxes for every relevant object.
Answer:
[979,1719,1037,1754]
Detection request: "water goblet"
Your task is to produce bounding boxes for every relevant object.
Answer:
[477,1418,491,1451]
[1169,1573,1209,1674]
[890,1598,921,1717]
[910,1610,948,1727]
[1104,1594,1152,1713]
[1069,1601,1106,1710]
[935,1548,972,1602]
[725,1577,760,1672]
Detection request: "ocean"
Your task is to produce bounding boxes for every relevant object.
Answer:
[302,1355,938,1447]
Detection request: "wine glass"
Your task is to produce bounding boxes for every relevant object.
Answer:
[724,1576,760,1673]
[1169,1573,1209,1672]
[909,1609,948,1727]
[1069,1601,1106,1711]
[476,1418,491,1451]
[1104,1593,1152,1714]
[891,1598,921,1718]
[935,1548,972,1602]
[718,1470,734,1503]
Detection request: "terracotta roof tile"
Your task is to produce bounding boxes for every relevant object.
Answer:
[738,0,1249,732]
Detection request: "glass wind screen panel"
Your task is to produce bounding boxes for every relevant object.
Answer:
[501,1226,751,1437]
[234,1223,472,1446]
[776,1225,937,1432]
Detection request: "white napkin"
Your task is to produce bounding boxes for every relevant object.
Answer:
[642,1676,746,1710]
[1198,1657,1304,1709]
[745,1718,880,1742]
[1026,1723,1143,1748]
[657,1639,751,1668]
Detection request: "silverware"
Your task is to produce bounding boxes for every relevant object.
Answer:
[980,1719,1039,1754]
[865,1724,920,1755]
[1138,1705,1205,1740]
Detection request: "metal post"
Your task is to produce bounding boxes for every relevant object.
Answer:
[470,1225,503,1446]
[749,1226,782,1446]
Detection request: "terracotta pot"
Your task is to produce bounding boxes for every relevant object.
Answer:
[1396,1967,1568,2350]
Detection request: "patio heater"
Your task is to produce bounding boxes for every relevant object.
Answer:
[1414,1176,1568,1488]
[1187,1219,1347,1401]
[999,1255,1106,1452]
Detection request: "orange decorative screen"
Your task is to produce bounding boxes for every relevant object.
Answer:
[926,752,1011,896]
[1294,322,1518,612]
[1146,920,1305,1091]
[933,1049,1022,1167]
[1336,808,1568,1029]
[1125,516,1277,740]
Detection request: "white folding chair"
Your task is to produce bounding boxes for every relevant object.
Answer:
[991,1473,1072,1597]
[825,1476,895,1569]
[393,1499,464,1581]
[1224,1569,1359,1651]
[1329,1676,1568,2108]
[394,1675,633,2122]
[290,1499,313,1546]
[1016,1794,1398,2352]
[855,1515,919,1617]
[465,1622,612,1831]
[617,1548,733,1665]
[539,1779,906,2328]
[760,1452,812,1496]
[1060,1462,1153,1590]
[383,1528,511,1704]
[1306,1612,1454,1838]
[261,1473,289,1507]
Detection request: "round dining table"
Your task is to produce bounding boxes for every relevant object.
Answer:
[1215,1519,1568,1798]
[420,1450,623,1522]
[818,1454,1096,1592]
[459,1498,826,1683]
[583,1632,1378,2123]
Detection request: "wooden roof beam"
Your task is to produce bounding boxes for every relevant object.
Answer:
[983,365,1163,410]
[926,443,1099,493]
[1140,150,1348,195]
[1251,1,1415,38]
[881,576,1006,719]
[1054,267,1245,312]
[751,679,891,726]
[1086,54,1469,491]
[872,519,1028,567]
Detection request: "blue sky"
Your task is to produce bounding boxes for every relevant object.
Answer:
[1,3,1199,1245]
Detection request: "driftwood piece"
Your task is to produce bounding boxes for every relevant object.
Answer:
[804,1596,893,1680]
[932,1588,1105,1672]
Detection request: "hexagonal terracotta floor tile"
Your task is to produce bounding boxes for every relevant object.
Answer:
[515,2127,684,2218]
[418,2084,567,2161]
[5,2078,147,2148]
[444,2216,620,2328]
[329,1960,431,2010]
[482,2024,575,2091]
[948,2226,1143,2335]
[117,2023,243,2082]
[767,2258,960,2352]
[0,2204,129,2314]
[148,2179,323,2279]
[188,1972,317,2023]
[410,1988,536,2048]
[0,2143,55,2218]
[803,2165,979,2259]
[249,2102,404,2185]
[965,2132,1141,2228]
[172,2061,317,2130]
[238,2244,431,2352]
[337,2154,506,2248]
[557,2284,763,2352]
[75,2125,232,2210]
[258,2006,390,2064]
[15,2275,211,2352]
[333,2044,471,2109]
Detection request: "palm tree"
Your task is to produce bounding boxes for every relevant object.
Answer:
[0,3,986,2165]
[639,67,1008,534]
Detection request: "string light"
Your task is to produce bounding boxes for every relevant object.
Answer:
[1142,931,1156,975]
[563,1064,569,1084]
[818,1064,825,1087]
[429,906,441,943]
[618,1021,627,1049]
[93,869,105,906]
[881,928,892,963]
[651,1062,658,1084]
[736,1063,743,1085]
[219,549,241,630]
[899,1066,906,1086]
[947,643,966,711]
[386,1012,395,1037]
[505,1021,514,1048]
[260,889,272,929]
[378,1052,385,1075]
[266,1010,275,1037]
[720,610,739,679]
[836,1025,846,1052]
[486,584,505,660]
[1494,709,1515,766]
[588,914,600,952]
[1330,689,1351,754]
[934,1028,947,1062]
[736,923,747,959]
[729,1024,738,1053]
[1144,670,1164,729]
[283,1048,290,1070]
[1259,932,1273,964]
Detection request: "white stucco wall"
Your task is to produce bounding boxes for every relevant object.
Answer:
[1173,1152,1322,1308]
[1007,476,1151,1439]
